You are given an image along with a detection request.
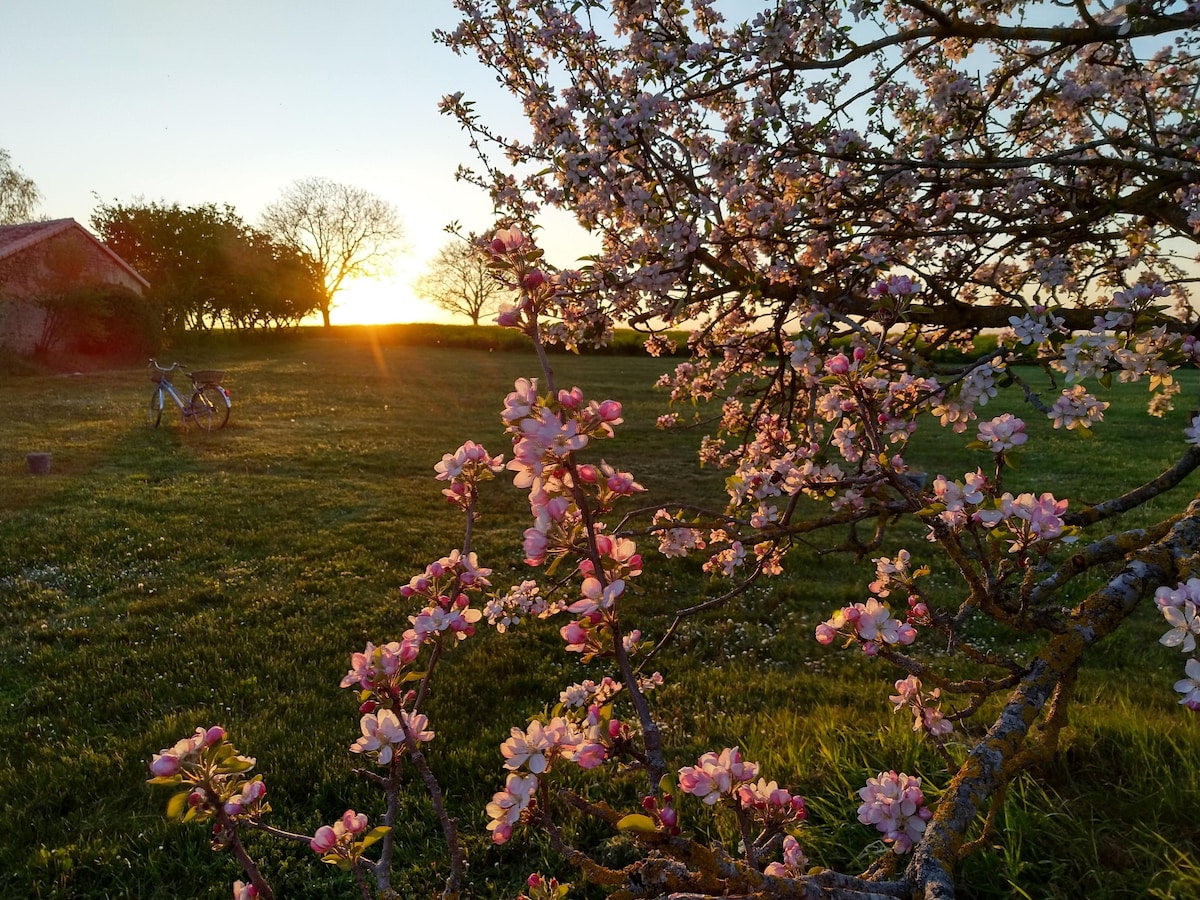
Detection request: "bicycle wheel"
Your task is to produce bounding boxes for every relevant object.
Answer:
[147,387,164,427]
[193,384,231,429]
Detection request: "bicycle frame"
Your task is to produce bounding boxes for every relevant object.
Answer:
[147,360,230,430]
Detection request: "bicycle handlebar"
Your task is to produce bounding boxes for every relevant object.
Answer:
[148,358,184,373]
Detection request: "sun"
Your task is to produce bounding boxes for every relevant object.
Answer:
[311,276,458,327]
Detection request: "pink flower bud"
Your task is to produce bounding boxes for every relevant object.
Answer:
[522,269,546,291]
[659,805,678,829]
[826,353,851,376]
[359,700,378,714]
[224,800,243,817]
[558,386,583,409]
[596,399,622,421]
[561,621,588,645]
[853,345,866,362]
[149,754,181,777]
[342,810,369,834]
[310,825,338,854]
[204,725,226,747]
[527,873,544,889]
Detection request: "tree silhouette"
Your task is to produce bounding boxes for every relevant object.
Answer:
[0,148,40,224]
[414,237,507,325]
[260,177,404,327]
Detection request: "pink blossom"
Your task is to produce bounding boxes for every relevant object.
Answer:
[1160,602,1199,653]
[502,377,539,425]
[149,753,181,777]
[232,881,259,900]
[341,810,369,835]
[826,353,851,376]
[976,414,1028,452]
[1174,658,1200,709]
[485,772,538,842]
[568,576,624,614]
[350,709,407,764]
[1050,386,1108,430]
[857,770,932,854]
[491,225,525,253]
[310,825,338,854]
[678,747,760,805]
[501,718,578,774]
[763,834,808,878]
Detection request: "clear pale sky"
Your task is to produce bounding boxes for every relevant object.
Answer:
[1,0,588,325]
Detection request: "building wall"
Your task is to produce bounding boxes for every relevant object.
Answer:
[0,227,146,354]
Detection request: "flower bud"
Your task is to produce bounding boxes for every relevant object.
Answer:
[149,753,181,777]
[310,825,338,854]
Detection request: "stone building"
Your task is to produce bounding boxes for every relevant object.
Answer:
[0,218,150,354]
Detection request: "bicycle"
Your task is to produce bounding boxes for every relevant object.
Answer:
[147,359,231,430]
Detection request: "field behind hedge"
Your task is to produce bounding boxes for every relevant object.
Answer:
[1,326,1198,899]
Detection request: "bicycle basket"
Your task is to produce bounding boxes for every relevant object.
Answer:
[190,369,225,385]
[149,370,164,384]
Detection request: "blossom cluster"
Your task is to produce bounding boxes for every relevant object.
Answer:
[1154,580,1200,710]
[815,598,917,655]
[147,726,265,832]
[487,707,617,843]
[975,413,1027,453]
[857,770,932,854]
[434,440,505,510]
[486,772,539,844]
[889,675,953,737]
[763,834,808,878]
[976,491,1075,554]
[677,746,760,805]
[518,872,569,900]
[501,715,608,775]
[310,809,370,856]
[350,708,434,766]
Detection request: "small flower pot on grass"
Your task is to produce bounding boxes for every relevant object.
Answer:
[26,452,52,475]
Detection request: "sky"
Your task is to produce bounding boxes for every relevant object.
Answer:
[0,0,591,326]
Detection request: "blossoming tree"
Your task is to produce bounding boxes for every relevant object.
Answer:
[148,2,1200,899]
[433,2,1200,897]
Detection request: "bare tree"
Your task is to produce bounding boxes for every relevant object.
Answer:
[0,149,41,224]
[259,177,403,327]
[413,237,507,325]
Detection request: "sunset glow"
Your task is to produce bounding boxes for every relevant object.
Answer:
[320,276,459,327]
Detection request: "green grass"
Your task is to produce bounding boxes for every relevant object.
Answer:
[1,329,1198,898]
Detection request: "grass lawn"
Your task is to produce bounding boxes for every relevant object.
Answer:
[1,327,1198,898]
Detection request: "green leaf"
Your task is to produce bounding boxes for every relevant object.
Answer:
[359,826,391,850]
[165,789,191,820]
[616,813,659,834]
